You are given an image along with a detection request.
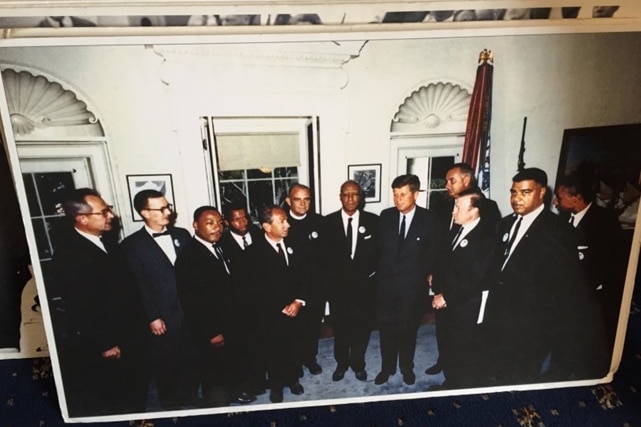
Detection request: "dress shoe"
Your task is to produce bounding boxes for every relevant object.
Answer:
[305,361,323,375]
[374,372,390,385]
[355,370,367,381]
[424,363,442,375]
[403,371,416,385]
[269,389,283,403]
[289,382,304,395]
[233,391,256,404]
[332,368,346,381]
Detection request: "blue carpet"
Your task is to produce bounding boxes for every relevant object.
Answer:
[2,288,640,426]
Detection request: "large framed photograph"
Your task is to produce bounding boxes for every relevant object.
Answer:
[348,163,381,203]
[555,123,641,230]
[126,174,175,222]
[0,1,640,423]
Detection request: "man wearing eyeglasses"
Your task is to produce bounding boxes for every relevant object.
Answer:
[51,188,148,417]
[121,189,197,410]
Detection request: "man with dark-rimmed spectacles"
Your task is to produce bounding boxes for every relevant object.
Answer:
[120,189,197,410]
[51,188,148,417]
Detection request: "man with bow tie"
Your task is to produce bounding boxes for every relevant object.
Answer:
[175,206,255,407]
[121,189,197,409]
[52,188,148,416]
[429,187,496,389]
[324,180,379,382]
[239,205,306,403]
[484,168,608,385]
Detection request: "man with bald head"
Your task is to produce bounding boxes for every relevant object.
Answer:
[285,184,326,376]
[324,180,379,382]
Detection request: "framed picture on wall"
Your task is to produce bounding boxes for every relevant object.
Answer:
[126,174,175,221]
[348,163,381,203]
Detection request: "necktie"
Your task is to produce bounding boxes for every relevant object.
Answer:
[346,217,353,257]
[242,235,249,249]
[277,242,288,266]
[569,214,575,227]
[504,216,522,260]
[152,230,170,238]
[451,226,463,250]
[212,243,230,274]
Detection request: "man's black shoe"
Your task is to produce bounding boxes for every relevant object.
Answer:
[425,363,442,375]
[332,368,346,381]
[233,392,256,404]
[355,370,367,381]
[305,361,323,375]
[269,389,283,403]
[289,382,304,395]
[374,372,390,385]
[402,371,416,385]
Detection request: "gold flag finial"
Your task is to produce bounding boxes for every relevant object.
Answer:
[479,49,493,64]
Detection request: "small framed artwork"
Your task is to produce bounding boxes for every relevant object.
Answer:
[348,163,381,203]
[126,174,175,221]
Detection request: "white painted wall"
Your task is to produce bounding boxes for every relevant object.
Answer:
[2,31,641,234]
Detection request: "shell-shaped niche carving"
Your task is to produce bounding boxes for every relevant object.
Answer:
[393,82,471,130]
[2,68,98,135]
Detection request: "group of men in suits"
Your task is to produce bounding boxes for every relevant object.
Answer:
[430,166,611,388]
[51,163,617,415]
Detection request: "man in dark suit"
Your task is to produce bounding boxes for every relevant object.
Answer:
[219,201,262,264]
[485,168,608,385]
[430,187,496,389]
[51,188,148,417]
[241,205,306,403]
[375,174,439,386]
[175,206,255,407]
[555,174,624,351]
[285,184,325,376]
[426,162,501,376]
[324,180,379,382]
[120,189,196,409]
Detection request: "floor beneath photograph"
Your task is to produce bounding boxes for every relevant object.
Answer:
[231,321,444,407]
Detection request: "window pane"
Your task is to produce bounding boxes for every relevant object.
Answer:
[219,170,245,181]
[247,168,272,179]
[430,156,456,189]
[429,190,450,211]
[31,218,51,259]
[274,179,297,207]
[220,181,247,206]
[34,172,75,216]
[274,167,298,179]
[22,173,40,215]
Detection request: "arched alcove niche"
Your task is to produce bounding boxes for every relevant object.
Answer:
[1,67,104,140]
[391,81,471,135]
[389,81,472,209]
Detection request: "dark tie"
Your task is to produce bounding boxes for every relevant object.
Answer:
[569,214,575,227]
[242,235,249,249]
[277,242,288,266]
[346,217,353,257]
[451,226,463,250]
[504,216,523,260]
[152,230,171,238]
[399,214,406,241]
[212,243,230,274]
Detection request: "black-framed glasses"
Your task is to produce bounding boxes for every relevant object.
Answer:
[143,204,173,213]
[82,206,113,218]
